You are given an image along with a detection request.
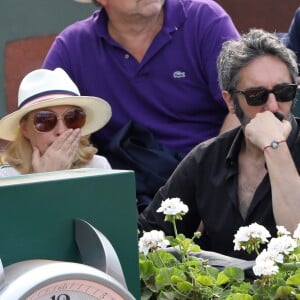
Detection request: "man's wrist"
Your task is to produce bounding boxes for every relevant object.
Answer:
[263,140,286,152]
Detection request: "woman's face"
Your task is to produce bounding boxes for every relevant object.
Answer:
[21,105,81,155]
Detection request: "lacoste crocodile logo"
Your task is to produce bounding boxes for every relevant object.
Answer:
[173,71,186,78]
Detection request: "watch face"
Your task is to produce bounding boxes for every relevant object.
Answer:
[271,141,279,149]
[25,279,125,300]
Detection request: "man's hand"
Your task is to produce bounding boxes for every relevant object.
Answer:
[32,128,81,173]
[245,111,291,151]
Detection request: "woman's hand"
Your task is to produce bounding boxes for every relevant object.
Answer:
[32,128,81,173]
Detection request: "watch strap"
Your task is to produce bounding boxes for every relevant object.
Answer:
[263,140,286,152]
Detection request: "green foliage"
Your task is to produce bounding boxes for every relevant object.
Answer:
[139,199,300,299]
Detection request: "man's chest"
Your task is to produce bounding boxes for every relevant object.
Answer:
[237,159,267,219]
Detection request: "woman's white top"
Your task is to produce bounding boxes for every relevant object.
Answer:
[0,155,111,177]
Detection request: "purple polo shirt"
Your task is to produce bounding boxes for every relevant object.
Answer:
[43,0,239,154]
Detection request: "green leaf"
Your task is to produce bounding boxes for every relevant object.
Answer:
[216,271,230,285]
[156,267,186,289]
[147,250,178,268]
[170,275,184,284]
[155,268,173,287]
[196,274,215,286]
[230,282,251,294]
[206,266,220,279]
[275,285,295,298]
[184,258,201,268]
[177,280,193,293]
[181,238,193,251]
[139,260,157,279]
[141,277,159,294]
[176,233,186,241]
[293,246,300,255]
[188,244,201,252]
[140,286,155,300]
[166,235,177,246]
[157,291,178,300]
[226,293,253,300]
[286,273,300,285]
[224,267,245,282]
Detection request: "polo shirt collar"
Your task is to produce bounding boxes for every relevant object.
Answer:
[92,8,109,39]
[164,0,187,34]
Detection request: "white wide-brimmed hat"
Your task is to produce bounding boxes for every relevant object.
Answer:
[0,68,112,141]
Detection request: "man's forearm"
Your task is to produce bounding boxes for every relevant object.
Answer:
[265,142,300,232]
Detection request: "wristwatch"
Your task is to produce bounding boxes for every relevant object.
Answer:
[0,219,135,300]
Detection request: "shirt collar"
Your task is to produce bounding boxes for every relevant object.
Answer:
[92,7,109,39]
[163,0,187,34]
[225,127,243,167]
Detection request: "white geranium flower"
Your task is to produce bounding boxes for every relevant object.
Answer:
[233,226,251,251]
[266,249,284,264]
[138,230,170,255]
[267,235,297,257]
[253,249,279,276]
[293,223,300,239]
[248,223,271,241]
[156,197,188,216]
[276,225,290,236]
[233,223,271,251]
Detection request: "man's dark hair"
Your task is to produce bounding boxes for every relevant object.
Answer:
[217,29,298,93]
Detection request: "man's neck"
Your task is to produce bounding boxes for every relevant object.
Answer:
[107,10,164,62]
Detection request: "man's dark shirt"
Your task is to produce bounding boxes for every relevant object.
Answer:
[138,117,300,260]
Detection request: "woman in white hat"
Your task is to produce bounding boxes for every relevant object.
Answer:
[0,68,112,176]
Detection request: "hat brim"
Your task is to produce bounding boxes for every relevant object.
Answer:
[0,96,112,141]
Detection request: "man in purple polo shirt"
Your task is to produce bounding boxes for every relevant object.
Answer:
[43,0,240,210]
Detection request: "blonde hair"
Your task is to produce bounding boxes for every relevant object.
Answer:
[0,132,97,174]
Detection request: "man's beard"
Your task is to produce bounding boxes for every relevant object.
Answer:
[233,100,251,127]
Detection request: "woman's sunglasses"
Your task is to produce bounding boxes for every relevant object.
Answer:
[32,108,86,133]
[230,83,298,106]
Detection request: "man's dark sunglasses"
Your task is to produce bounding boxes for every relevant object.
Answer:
[230,83,298,106]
